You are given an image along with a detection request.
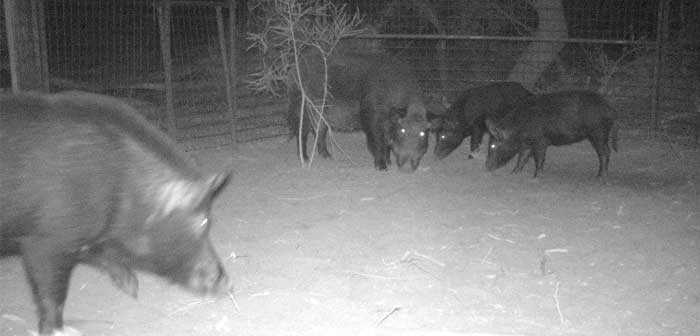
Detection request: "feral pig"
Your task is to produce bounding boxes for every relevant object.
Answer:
[485,90,618,177]
[429,82,532,160]
[360,57,431,172]
[288,49,431,172]
[288,49,374,160]
[1,91,231,335]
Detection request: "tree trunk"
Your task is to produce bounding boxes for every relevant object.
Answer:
[507,0,567,90]
[380,0,447,91]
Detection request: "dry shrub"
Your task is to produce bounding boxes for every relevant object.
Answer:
[247,0,364,166]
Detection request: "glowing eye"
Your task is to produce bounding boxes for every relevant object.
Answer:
[440,134,446,139]
[419,131,425,137]
[199,217,209,228]
[400,128,406,134]
[490,144,496,149]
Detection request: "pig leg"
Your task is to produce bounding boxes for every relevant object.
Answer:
[364,117,389,170]
[364,131,377,160]
[21,240,78,335]
[374,142,390,170]
[589,131,611,177]
[468,123,485,159]
[102,262,139,298]
[511,148,532,174]
[385,145,392,166]
[84,249,139,299]
[532,145,547,178]
[316,121,332,158]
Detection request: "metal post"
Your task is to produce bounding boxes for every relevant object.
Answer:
[31,0,49,92]
[216,2,237,150]
[651,0,669,136]
[696,94,700,145]
[157,0,177,139]
[4,0,49,93]
[228,0,239,147]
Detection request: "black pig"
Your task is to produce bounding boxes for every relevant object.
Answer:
[360,58,431,172]
[1,91,231,335]
[288,49,374,161]
[429,82,532,160]
[288,49,431,172]
[485,90,618,177]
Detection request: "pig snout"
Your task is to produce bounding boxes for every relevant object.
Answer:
[187,245,230,295]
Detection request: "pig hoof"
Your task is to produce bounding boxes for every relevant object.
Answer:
[58,327,83,336]
[33,326,83,336]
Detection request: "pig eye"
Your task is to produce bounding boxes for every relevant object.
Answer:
[199,217,209,228]
[440,134,446,139]
[490,144,497,150]
[400,128,406,134]
[419,131,425,137]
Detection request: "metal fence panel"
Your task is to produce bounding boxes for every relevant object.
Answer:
[41,0,286,150]
[343,0,698,142]
[4,0,699,145]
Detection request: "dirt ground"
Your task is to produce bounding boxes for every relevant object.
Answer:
[2,131,700,336]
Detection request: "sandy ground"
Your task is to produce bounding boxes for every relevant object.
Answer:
[2,131,700,336]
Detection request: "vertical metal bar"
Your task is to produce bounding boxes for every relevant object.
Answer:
[115,1,120,87]
[158,0,177,138]
[651,0,668,135]
[229,0,239,145]
[59,0,65,81]
[696,94,700,145]
[31,0,49,92]
[5,0,48,92]
[216,5,236,149]
[228,0,239,144]
[4,0,18,92]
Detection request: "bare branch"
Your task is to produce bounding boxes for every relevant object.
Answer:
[247,0,364,167]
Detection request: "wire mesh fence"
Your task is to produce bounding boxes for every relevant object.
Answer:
[2,0,699,146]
[40,0,287,150]
[336,0,699,143]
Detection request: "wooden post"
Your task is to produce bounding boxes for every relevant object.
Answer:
[157,0,177,139]
[4,0,49,93]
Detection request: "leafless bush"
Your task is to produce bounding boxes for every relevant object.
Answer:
[584,45,644,97]
[247,0,364,167]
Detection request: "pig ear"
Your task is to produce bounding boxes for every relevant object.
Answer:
[485,119,503,140]
[103,262,139,299]
[205,172,230,201]
[426,112,440,121]
[427,113,443,130]
[191,172,230,209]
[390,108,403,123]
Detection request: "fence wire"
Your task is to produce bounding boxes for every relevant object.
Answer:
[339,0,699,143]
[0,0,10,91]
[2,0,699,146]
